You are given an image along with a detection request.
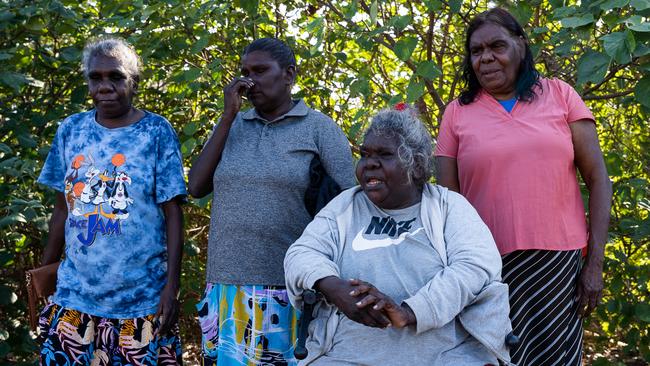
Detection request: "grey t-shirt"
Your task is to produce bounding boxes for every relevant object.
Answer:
[316,194,492,365]
[207,100,356,285]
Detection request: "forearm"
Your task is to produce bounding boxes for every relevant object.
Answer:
[585,176,612,265]
[41,193,67,265]
[187,111,236,198]
[163,200,184,291]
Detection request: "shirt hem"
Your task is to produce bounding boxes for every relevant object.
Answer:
[499,242,587,256]
[52,297,159,319]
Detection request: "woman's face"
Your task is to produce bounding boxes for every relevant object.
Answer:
[240,50,294,113]
[356,131,421,210]
[87,55,135,119]
[469,23,525,100]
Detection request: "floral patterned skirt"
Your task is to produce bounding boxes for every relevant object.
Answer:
[38,302,182,366]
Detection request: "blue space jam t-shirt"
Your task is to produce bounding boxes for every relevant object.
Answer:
[38,110,187,319]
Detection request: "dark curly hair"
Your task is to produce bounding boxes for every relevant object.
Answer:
[459,8,541,105]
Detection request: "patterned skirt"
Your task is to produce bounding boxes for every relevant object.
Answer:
[196,283,299,366]
[502,249,583,366]
[38,302,182,366]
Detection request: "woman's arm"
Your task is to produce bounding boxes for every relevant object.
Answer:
[187,78,253,198]
[435,157,460,193]
[41,192,67,265]
[284,213,389,327]
[570,120,612,317]
[402,192,502,334]
[155,197,184,335]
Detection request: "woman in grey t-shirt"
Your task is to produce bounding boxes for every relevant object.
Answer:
[188,38,355,365]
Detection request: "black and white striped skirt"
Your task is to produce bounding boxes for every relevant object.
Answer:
[502,249,583,366]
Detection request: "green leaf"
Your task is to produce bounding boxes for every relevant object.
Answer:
[181,137,197,157]
[344,0,358,18]
[369,1,377,24]
[238,0,258,15]
[509,3,533,26]
[349,77,370,97]
[635,76,650,107]
[191,36,210,54]
[423,0,442,11]
[561,14,595,28]
[416,60,441,80]
[576,50,610,85]
[601,31,635,64]
[389,15,411,32]
[183,122,197,136]
[601,0,630,9]
[630,23,650,32]
[553,6,577,19]
[448,0,462,13]
[0,71,30,93]
[630,0,650,10]
[0,213,27,228]
[393,37,417,61]
[406,77,425,103]
[0,143,11,154]
[635,303,650,322]
[59,46,80,62]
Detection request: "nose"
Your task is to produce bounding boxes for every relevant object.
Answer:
[97,79,114,93]
[364,156,381,169]
[480,49,495,63]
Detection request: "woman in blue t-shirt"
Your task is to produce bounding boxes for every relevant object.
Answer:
[37,37,187,365]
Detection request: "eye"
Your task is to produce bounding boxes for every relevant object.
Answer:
[492,42,507,51]
[88,73,101,81]
[470,47,482,56]
[109,72,126,81]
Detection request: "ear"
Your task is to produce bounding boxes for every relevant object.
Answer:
[284,65,296,86]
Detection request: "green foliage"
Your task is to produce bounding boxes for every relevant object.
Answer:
[0,0,648,364]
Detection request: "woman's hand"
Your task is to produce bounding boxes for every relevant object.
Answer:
[349,279,416,328]
[223,77,254,117]
[315,276,391,328]
[154,282,179,337]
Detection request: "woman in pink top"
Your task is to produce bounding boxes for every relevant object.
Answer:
[435,8,612,366]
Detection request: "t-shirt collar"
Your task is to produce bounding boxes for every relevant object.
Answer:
[242,99,308,124]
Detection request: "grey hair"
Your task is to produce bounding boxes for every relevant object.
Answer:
[364,107,434,187]
[81,37,142,87]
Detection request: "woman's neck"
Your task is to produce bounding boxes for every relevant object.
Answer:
[96,107,145,129]
[257,96,294,121]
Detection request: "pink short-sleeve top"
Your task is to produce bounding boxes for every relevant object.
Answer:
[434,78,594,255]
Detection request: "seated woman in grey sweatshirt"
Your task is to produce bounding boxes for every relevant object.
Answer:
[284,106,514,365]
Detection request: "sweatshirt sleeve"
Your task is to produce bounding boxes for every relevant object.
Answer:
[403,191,502,334]
[284,213,342,308]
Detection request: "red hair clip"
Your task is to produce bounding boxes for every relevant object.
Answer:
[394,102,408,111]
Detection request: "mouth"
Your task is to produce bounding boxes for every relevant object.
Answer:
[365,177,384,188]
[481,69,501,77]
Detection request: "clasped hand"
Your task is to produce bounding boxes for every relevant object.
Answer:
[315,277,416,329]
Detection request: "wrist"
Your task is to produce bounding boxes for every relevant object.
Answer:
[401,303,417,326]
[314,276,342,299]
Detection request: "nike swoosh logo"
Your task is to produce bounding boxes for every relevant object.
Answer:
[351,228,424,251]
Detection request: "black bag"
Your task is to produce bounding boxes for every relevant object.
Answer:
[304,155,341,218]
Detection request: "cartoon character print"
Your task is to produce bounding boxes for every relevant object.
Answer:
[108,172,133,220]
[65,152,134,247]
